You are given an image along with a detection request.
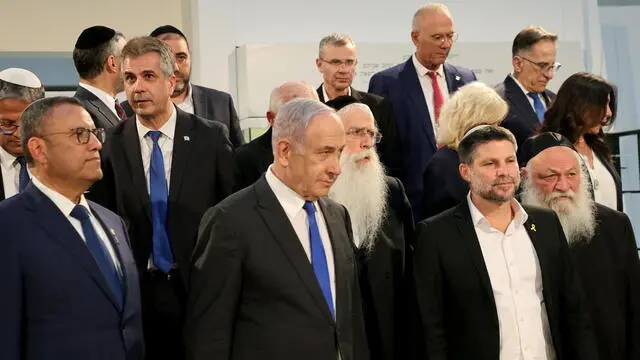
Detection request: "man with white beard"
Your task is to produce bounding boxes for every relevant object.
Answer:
[329,100,414,360]
[519,132,640,360]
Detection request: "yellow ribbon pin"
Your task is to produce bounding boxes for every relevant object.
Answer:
[530,224,536,232]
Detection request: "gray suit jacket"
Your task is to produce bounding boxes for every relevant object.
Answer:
[74,86,121,130]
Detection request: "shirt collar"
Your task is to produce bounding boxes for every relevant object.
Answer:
[321,84,351,102]
[30,175,92,217]
[0,146,17,170]
[412,53,444,78]
[509,74,539,97]
[466,191,528,229]
[135,105,178,142]
[265,165,317,219]
[78,82,116,112]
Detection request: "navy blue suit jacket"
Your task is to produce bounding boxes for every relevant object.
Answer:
[0,183,144,360]
[368,58,476,221]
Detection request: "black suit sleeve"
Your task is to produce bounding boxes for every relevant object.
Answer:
[376,100,403,180]
[413,221,447,360]
[227,96,244,148]
[214,125,236,204]
[185,206,242,360]
[621,214,640,360]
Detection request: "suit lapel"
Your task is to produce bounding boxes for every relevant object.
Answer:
[254,177,335,321]
[121,119,151,221]
[399,58,435,147]
[316,85,325,102]
[168,109,195,203]
[77,87,120,128]
[190,85,204,116]
[443,63,461,93]
[504,75,541,128]
[89,203,128,297]
[522,210,555,315]
[23,184,121,311]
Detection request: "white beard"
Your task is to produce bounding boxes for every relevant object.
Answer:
[520,173,596,245]
[329,148,388,253]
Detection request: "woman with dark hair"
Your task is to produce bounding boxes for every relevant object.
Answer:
[540,72,622,211]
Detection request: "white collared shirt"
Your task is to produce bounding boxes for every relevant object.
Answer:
[412,53,450,136]
[0,146,20,199]
[78,82,119,118]
[467,193,556,360]
[510,74,547,113]
[175,82,195,114]
[265,166,337,313]
[30,175,121,274]
[582,151,618,211]
[321,84,351,102]
[135,106,177,192]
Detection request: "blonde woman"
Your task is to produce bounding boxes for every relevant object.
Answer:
[419,82,508,220]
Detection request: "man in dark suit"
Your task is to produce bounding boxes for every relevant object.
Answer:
[368,4,476,221]
[316,33,401,179]
[88,37,235,360]
[413,126,597,360]
[120,25,243,148]
[73,26,128,129]
[185,98,369,360]
[495,27,559,147]
[0,96,143,360]
[519,132,640,360]
[329,102,414,360]
[0,67,44,201]
[234,81,318,190]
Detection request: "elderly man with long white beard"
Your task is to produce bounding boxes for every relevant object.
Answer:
[328,99,414,360]
[519,132,640,360]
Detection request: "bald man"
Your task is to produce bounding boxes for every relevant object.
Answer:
[233,81,319,190]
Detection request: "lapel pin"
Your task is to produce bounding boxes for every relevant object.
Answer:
[455,75,461,81]
[530,224,536,232]
[184,136,190,142]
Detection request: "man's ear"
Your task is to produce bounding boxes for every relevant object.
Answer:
[520,167,528,180]
[459,162,471,183]
[275,138,292,167]
[266,111,276,125]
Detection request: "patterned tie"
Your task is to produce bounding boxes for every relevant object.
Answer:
[70,204,123,307]
[428,71,445,124]
[114,99,127,121]
[15,156,29,192]
[527,92,546,122]
[147,131,174,273]
[303,201,335,319]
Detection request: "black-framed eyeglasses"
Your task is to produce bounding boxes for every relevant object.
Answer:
[520,56,562,73]
[430,32,458,44]
[319,58,358,68]
[39,127,106,145]
[0,120,19,135]
[346,127,382,143]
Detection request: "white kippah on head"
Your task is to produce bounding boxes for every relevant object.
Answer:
[0,68,42,88]
[460,124,492,142]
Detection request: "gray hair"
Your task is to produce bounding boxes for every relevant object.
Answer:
[0,79,45,103]
[20,96,85,164]
[412,3,452,31]
[73,32,125,80]
[319,33,355,58]
[336,103,376,128]
[121,36,175,78]
[271,98,336,152]
[268,81,318,113]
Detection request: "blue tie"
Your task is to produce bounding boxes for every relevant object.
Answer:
[70,205,123,307]
[147,131,174,273]
[303,201,335,319]
[15,156,29,192]
[527,92,545,122]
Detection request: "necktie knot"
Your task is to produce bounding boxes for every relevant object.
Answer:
[303,201,316,215]
[147,130,162,144]
[427,71,438,80]
[15,156,26,168]
[70,204,91,221]
[527,92,546,121]
[527,92,540,99]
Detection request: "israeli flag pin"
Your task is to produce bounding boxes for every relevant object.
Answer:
[184,136,190,142]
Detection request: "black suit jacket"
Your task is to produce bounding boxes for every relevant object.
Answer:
[0,172,5,201]
[413,201,598,360]
[318,86,403,179]
[74,86,121,130]
[122,84,244,148]
[233,127,273,190]
[357,176,414,360]
[420,147,468,221]
[88,107,235,285]
[570,204,640,360]
[495,75,556,147]
[185,176,369,360]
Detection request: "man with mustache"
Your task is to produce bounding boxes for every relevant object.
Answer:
[519,132,640,360]
[185,98,369,360]
[328,101,414,360]
[0,67,45,200]
[413,125,597,360]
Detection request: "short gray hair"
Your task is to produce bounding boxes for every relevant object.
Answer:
[412,3,452,31]
[73,32,125,80]
[268,81,318,113]
[20,96,85,164]
[336,103,376,128]
[121,36,175,78]
[271,98,336,152]
[319,33,355,58]
[0,79,45,103]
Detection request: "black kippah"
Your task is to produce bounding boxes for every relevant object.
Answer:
[150,25,187,39]
[518,132,576,167]
[325,95,361,111]
[75,26,116,50]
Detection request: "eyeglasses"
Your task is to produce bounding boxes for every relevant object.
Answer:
[39,127,106,145]
[520,56,562,73]
[429,32,458,44]
[0,120,19,135]
[319,58,358,68]
[346,127,382,143]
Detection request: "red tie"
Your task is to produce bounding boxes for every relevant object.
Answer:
[114,99,127,121]
[428,71,444,125]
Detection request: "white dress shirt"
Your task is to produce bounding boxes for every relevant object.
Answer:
[176,82,195,114]
[412,53,450,136]
[31,175,121,274]
[0,146,20,199]
[321,84,351,102]
[510,75,547,112]
[78,82,119,118]
[583,151,618,211]
[265,166,337,312]
[467,194,556,360]
[135,106,177,192]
